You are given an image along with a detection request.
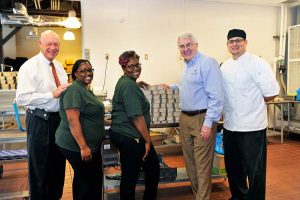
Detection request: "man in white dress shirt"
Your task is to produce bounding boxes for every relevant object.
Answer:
[16,30,70,200]
[221,29,280,200]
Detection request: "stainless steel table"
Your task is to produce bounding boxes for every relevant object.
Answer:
[267,100,300,143]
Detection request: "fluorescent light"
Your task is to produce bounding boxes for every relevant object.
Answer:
[63,30,75,40]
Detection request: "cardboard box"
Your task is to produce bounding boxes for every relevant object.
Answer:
[212,153,227,175]
[150,131,168,146]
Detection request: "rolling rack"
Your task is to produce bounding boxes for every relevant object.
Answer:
[0,134,29,200]
[102,122,227,196]
[150,122,227,179]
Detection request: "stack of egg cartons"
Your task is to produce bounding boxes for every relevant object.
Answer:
[142,85,181,125]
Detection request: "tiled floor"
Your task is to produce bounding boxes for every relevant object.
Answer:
[1,135,300,199]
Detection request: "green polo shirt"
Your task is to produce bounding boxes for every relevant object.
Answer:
[55,80,105,152]
[110,75,151,139]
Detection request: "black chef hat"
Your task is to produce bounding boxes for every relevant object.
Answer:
[227,29,246,40]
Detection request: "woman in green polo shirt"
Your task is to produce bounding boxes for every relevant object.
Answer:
[55,59,105,200]
[110,51,160,200]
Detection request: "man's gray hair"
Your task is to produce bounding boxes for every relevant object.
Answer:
[40,30,60,43]
[177,32,198,45]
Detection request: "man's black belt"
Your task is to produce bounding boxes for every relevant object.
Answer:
[182,109,207,116]
[27,108,59,120]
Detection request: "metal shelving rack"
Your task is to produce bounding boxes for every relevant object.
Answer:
[287,24,300,94]
[103,122,226,196]
[0,134,29,199]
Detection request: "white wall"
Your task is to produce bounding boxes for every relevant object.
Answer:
[3,26,17,59]
[81,0,280,98]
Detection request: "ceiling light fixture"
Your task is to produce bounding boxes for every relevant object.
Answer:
[64,10,81,29]
[27,27,38,39]
[63,30,75,40]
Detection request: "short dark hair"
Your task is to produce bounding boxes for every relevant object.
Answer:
[71,59,92,80]
[119,51,140,68]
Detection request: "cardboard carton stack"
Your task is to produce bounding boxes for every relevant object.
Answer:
[142,85,180,124]
[212,153,227,175]
[0,72,18,90]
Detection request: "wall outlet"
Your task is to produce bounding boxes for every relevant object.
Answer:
[105,53,109,60]
[144,54,148,60]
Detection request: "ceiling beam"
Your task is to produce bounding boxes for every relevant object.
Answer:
[3,26,22,44]
[27,9,81,17]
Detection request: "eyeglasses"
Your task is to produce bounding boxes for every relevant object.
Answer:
[126,63,142,70]
[77,68,94,74]
[228,38,244,44]
[179,43,195,50]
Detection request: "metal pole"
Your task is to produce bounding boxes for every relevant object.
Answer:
[3,26,22,44]
[0,25,22,68]
[0,23,4,64]
[280,103,284,143]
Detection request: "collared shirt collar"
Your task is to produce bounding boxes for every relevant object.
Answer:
[184,52,201,66]
[233,51,248,61]
[38,52,53,66]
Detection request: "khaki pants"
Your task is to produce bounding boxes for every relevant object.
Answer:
[179,112,217,200]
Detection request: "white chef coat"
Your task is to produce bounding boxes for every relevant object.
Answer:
[221,52,279,131]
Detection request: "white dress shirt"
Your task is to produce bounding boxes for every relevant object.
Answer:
[16,52,68,112]
[221,52,279,132]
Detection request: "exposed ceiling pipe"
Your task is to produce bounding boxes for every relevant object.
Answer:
[50,0,60,11]
[277,3,288,61]
[37,0,41,10]
[50,0,54,10]
[34,0,38,10]
[279,4,284,60]
[277,3,288,94]
[56,0,59,10]
[1,1,81,27]
[283,4,288,57]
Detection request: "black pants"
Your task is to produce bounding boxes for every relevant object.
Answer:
[223,128,267,200]
[59,147,103,200]
[26,112,66,200]
[110,131,160,200]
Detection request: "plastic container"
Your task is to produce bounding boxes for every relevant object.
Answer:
[215,131,224,155]
[297,88,300,101]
